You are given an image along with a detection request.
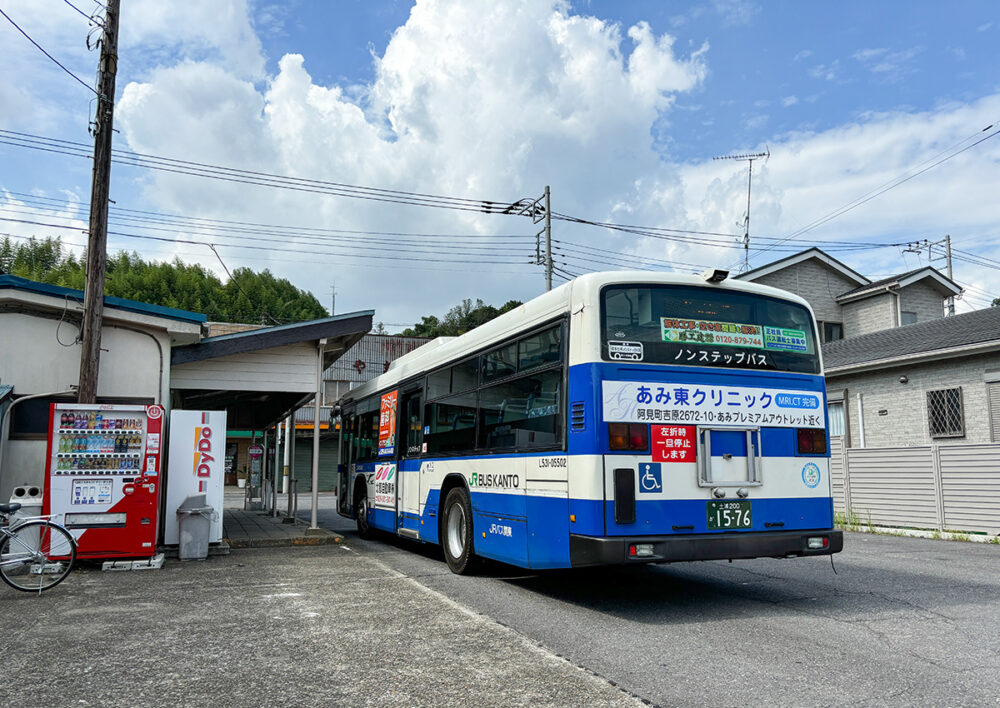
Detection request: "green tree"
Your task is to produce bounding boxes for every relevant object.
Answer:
[401,298,522,337]
[0,236,328,324]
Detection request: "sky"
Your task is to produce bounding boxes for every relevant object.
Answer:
[1,0,999,328]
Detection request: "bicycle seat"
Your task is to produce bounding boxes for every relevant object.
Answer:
[0,502,21,513]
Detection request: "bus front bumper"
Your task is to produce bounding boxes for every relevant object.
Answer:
[569,529,844,567]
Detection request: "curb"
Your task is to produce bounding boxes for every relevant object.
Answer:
[224,532,345,549]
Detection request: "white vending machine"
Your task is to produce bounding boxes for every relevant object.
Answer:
[163,410,227,545]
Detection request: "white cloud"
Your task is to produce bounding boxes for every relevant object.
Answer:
[809,60,840,82]
[4,0,1000,326]
[712,0,759,27]
[113,0,711,321]
[852,46,924,83]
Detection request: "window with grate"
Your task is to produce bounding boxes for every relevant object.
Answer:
[927,387,964,438]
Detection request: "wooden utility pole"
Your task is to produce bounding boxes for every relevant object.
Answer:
[78,0,121,403]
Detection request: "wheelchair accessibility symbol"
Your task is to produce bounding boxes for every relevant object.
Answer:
[639,463,662,493]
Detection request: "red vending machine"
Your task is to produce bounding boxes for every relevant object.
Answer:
[42,403,165,559]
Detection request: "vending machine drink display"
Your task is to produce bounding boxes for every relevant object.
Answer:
[43,403,164,559]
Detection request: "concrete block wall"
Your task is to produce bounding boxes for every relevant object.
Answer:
[830,352,1000,448]
[842,292,896,337]
[898,281,946,324]
[750,260,859,324]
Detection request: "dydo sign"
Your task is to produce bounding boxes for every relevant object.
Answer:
[164,410,228,545]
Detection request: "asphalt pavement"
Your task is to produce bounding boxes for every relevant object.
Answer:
[0,541,640,707]
[4,492,997,707]
[305,501,1000,708]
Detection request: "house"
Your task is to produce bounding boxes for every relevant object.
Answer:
[737,247,962,342]
[737,249,999,535]
[823,306,1000,447]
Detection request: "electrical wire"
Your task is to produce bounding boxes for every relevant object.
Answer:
[0,8,98,95]
[751,121,1000,258]
[0,216,537,267]
[0,204,538,257]
[0,231,538,277]
[61,0,104,26]
[0,131,526,215]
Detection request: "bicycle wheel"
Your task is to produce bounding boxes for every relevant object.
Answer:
[0,520,76,592]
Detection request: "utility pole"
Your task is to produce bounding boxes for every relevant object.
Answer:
[77,0,120,403]
[507,187,552,291]
[544,185,552,291]
[330,283,336,316]
[713,149,769,273]
[902,234,956,315]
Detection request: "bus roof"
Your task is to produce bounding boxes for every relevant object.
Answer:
[342,271,816,404]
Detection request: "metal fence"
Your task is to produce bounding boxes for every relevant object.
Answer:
[830,437,1000,535]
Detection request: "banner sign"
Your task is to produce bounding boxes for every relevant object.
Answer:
[377,390,398,457]
[603,380,825,429]
[661,318,807,353]
[373,463,396,508]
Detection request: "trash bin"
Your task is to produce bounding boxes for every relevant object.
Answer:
[176,494,215,561]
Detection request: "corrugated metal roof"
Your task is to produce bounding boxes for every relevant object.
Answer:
[823,307,1000,371]
[325,334,430,383]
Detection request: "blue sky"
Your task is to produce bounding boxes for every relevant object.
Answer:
[1,0,998,323]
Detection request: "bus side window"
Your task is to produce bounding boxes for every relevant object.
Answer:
[403,392,422,456]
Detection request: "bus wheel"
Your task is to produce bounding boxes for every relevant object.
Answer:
[442,487,477,575]
[355,487,374,540]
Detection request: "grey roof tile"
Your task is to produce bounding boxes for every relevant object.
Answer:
[823,307,1000,370]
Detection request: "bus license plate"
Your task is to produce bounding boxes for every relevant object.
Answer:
[707,500,752,530]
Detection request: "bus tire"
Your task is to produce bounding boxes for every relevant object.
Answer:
[441,487,477,575]
[355,484,374,540]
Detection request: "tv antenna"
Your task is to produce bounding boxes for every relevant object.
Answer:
[713,148,769,272]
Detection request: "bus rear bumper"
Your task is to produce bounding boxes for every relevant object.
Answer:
[569,529,844,567]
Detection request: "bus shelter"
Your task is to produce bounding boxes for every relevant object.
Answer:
[169,311,373,529]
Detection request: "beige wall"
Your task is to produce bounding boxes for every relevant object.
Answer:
[829,352,1000,448]
[898,281,945,324]
[0,312,170,502]
[842,292,896,337]
[749,260,860,324]
[171,342,319,393]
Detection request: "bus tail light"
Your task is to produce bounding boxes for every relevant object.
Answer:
[797,427,827,455]
[609,423,648,451]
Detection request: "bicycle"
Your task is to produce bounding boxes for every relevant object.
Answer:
[0,503,77,593]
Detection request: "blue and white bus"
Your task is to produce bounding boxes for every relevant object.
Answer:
[337,270,843,574]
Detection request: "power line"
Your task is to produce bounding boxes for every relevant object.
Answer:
[61,0,105,26]
[0,215,537,266]
[750,121,1000,259]
[0,230,538,277]
[207,244,281,326]
[0,7,98,95]
[0,130,529,215]
[0,191,536,240]
[0,209,538,261]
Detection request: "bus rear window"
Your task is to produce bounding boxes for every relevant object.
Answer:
[601,284,820,374]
